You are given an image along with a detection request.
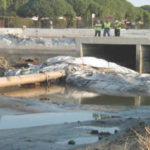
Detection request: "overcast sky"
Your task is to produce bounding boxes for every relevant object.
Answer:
[127,0,150,6]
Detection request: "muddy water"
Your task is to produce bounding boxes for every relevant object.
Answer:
[1,85,150,106]
[0,112,93,130]
[0,85,150,149]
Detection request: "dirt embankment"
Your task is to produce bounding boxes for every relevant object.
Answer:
[75,120,150,150]
[0,56,12,76]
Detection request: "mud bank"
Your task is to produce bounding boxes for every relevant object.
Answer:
[1,56,150,150]
[0,94,150,150]
[0,112,149,150]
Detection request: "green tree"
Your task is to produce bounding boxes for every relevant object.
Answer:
[4,0,29,16]
[141,5,150,13]
[66,0,88,16]
[17,0,52,18]
[0,0,7,14]
[0,0,149,28]
[17,0,75,18]
[142,11,150,28]
[17,0,76,27]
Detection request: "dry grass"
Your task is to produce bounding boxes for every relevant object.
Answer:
[0,56,10,69]
[133,127,150,150]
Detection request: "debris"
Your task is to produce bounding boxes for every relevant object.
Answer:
[93,113,99,120]
[4,56,150,96]
[100,114,110,119]
[0,56,10,69]
[0,56,12,76]
[14,58,40,68]
[99,132,111,136]
[91,130,99,135]
[68,140,75,145]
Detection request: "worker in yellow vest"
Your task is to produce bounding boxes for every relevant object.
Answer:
[103,19,111,37]
[114,20,121,36]
[94,20,102,37]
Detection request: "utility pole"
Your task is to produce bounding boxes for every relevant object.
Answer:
[91,13,95,28]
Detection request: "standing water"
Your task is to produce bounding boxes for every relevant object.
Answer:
[1,84,150,106]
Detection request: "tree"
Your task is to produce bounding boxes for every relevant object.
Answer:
[66,0,88,16]
[17,0,52,18]
[142,11,150,28]
[141,5,150,13]
[87,0,101,17]
[0,0,149,28]
[0,0,7,14]
[4,0,29,16]
[17,0,75,18]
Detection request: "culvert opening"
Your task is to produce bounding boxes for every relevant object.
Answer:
[82,44,136,70]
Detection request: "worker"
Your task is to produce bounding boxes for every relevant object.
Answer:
[103,19,111,37]
[114,20,121,36]
[94,20,102,37]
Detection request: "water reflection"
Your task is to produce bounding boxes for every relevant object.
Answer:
[1,85,150,106]
[1,85,65,98]
[0,111,94,130]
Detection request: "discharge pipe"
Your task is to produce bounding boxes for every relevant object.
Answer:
[0,70,66,88]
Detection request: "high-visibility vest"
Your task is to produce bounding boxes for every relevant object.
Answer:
[114,23,121,30]
[95,23,101,31]
[104,22,111,28]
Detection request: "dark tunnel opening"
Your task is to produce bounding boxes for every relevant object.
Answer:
[82,44,136,70]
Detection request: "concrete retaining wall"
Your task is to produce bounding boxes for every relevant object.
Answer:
[0,28,150,38]
[0,28,150,73]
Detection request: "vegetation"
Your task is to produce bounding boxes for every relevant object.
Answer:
[141,5,150,13]
[134,127,150,150]
[0,0,150,28]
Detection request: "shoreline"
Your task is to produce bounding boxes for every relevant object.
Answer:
[0,95,149,150]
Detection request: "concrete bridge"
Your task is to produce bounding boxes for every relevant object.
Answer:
[0,28,150,73]
[1,36,150,74]
[75,37,150,73]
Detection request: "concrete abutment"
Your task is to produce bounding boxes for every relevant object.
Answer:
[77,37,150,73]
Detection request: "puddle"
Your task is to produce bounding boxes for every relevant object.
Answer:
[1,85,150,106]
[77,126,120,134]
[57,136,99,145]
[56,126,119,145]
[0,111,94,130]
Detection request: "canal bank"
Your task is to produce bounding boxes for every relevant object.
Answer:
[0,29,150,73]
[0,93,150,150]
[0,29,150,150]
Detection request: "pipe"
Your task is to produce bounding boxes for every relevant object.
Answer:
[0,70,66,88]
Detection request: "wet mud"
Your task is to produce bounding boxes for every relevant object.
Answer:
[0,56,150,150]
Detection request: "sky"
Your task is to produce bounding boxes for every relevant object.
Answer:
[127,0,150,7]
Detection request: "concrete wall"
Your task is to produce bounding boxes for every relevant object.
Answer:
[0,28,150,38]
[0,48,78,64]
[76,37,150,73]
[141,45,150,73]
[1,28,150,73]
